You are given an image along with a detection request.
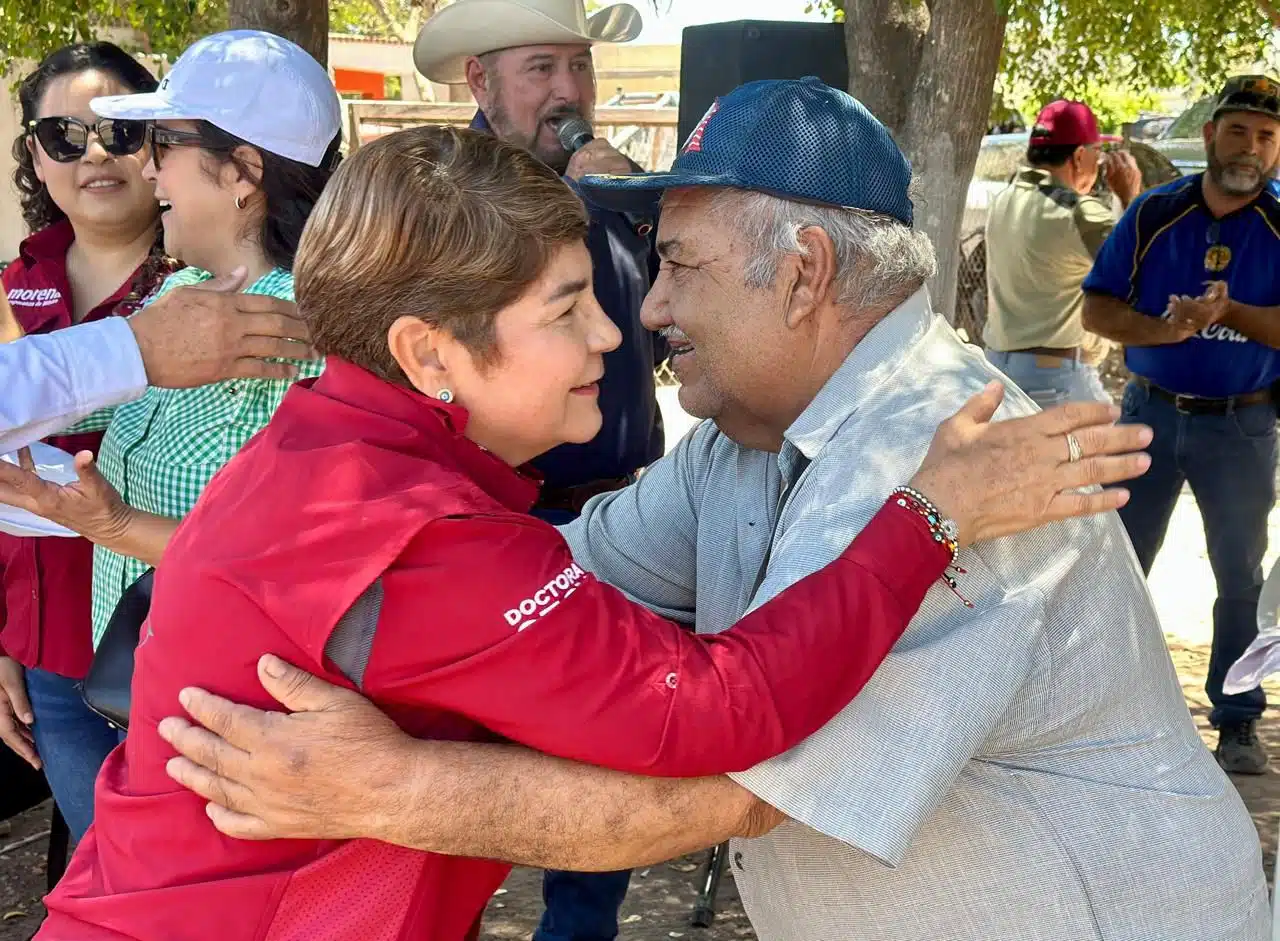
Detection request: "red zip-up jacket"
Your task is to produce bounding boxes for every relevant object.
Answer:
[0,221,171,678]
[41,358,948,941]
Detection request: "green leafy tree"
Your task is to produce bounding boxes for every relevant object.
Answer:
[1002,1,1274,104]
[0,0,334,74]
[330,0,443,40]
[0,1,226,75]
[810,0,1273,101]
[996,79,1162,133]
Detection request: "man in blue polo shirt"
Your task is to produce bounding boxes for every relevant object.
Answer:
[411,1,664,938]
[1083,74,1280,775]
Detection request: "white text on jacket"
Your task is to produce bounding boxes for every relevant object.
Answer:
[504,563,587,631]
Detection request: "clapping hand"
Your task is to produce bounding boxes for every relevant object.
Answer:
[1165,281,1230,339]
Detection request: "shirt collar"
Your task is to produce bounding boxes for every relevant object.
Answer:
[11,221,77,334]
[1016,166,1056,186]
[11,220,167,333]
[311,358,541,512]
[470,110,493,134]
[18,219,75,266]
[784,288,935,461]
[1015,166,1079,200]
[1188,172,1280,221]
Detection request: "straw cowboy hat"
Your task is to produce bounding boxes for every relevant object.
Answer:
[413,0,643,85]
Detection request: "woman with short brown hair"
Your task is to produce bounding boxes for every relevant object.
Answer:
[43,125,1112,940]
[298,124,585,378]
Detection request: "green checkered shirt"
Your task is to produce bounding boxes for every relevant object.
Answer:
[85,266,322,647]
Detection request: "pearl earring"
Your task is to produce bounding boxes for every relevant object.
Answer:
[437,389,454,404]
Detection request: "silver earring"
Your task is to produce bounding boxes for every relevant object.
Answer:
[234,195,245,210]
[437,389,453,404]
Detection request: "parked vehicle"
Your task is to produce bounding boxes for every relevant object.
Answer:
[1147,95,1214,174]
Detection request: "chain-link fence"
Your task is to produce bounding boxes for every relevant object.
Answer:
[955,229,989,347]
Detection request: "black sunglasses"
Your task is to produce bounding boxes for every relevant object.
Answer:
[28,116,147,163]
[149,124,228,169]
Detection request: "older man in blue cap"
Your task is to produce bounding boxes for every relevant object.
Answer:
[151,78,1266,939]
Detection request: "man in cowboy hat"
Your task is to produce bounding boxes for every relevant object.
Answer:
[414,2,661,938]
[415,0,643,178]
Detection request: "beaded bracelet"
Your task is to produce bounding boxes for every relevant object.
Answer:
[889,487,974,609]
[890,487,958,564]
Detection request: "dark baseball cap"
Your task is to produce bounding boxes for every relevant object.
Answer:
[1213,75,1280,122]
[1030,100,1102,148]
[578,76,915,226]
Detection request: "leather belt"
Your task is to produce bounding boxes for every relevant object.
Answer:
[1011,346,1080,360]
[1139,378,1272,415]
[535,475,636,516]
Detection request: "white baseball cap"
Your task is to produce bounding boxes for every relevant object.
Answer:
[91,30,341,168]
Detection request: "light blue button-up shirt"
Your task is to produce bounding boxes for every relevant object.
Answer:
[564,289,1267,940]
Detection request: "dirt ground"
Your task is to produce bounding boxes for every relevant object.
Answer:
[0,811,753,941]
[0,639,1275,941]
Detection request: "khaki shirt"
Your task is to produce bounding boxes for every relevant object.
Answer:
[984,167,1116,360]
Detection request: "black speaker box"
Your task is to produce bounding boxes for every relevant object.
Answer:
[678,20,849,144]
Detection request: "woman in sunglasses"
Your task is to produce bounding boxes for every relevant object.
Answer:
[0,41,178,842]
[0,30,338,756]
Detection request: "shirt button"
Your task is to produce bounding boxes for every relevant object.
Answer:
[734,851,745,872]
[226,385,239,396]
[664,672,678,689]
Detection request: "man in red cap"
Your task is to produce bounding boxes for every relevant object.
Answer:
[983,99,1143,408]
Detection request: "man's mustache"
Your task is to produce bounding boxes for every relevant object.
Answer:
[542,107,584,127]
[1225,156,1264,174]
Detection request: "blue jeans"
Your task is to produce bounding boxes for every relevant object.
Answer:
[1116,381,1276,727]
[535,868,632,941]
[985,349,1112,409]
[25,666,121,841]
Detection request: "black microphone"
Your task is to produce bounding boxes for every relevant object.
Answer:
[556,117,596,155]
[556,118,654,236]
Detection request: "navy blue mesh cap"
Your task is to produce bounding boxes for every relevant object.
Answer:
[579,76,914,226]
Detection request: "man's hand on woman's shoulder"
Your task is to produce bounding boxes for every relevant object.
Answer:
[129,267,317,388]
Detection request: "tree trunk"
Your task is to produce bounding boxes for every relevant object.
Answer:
[228,0,330,67]
[844,0,1006,320]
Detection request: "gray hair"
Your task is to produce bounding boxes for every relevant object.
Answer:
[704,188,937,312]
